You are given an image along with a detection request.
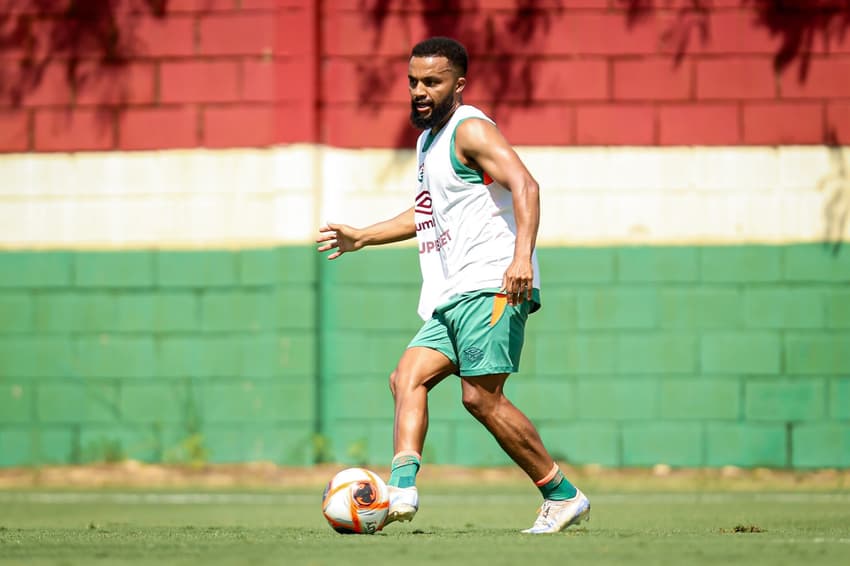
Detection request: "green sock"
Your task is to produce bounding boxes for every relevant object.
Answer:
[538,468,578,501]
[388,453,420,489]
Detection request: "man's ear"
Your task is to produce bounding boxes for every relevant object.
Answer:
[456,76,466,95]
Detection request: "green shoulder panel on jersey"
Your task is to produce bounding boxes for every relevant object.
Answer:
[450,118,489,184]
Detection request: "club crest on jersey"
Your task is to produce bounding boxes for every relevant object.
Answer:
[415,190,432,215]
[417,163,424,183]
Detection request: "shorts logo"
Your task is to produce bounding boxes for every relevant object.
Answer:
[415,190,432,215]
[462,346,484,364]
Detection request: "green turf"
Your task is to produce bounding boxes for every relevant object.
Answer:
[1,489,849,565]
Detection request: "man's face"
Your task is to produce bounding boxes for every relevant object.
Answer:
[408,55,465,130]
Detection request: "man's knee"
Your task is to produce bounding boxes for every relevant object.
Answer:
[389,369,398,398]
[462,385,498,419]
[389,366,419,398]
[461,388,481,416]
[461,374,509,418]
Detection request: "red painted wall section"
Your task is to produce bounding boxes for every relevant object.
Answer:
[1,0,849,152]
[0,0,317,152]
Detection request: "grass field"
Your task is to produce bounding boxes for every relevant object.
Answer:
[1,480,849,566]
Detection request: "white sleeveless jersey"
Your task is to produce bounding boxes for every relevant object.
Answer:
[414,105,540,320]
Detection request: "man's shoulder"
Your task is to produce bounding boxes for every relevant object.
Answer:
[455,104,494,124]
[453,111,498,149]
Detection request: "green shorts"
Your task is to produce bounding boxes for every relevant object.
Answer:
[408,288,540,377]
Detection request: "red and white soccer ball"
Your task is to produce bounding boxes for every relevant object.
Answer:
[322,467,390,534]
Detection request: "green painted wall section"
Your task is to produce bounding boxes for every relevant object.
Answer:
[0,244,848,469]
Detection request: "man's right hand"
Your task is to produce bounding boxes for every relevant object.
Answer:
[316,222,364,260]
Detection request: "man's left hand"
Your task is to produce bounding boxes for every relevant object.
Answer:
[502,259,533,306]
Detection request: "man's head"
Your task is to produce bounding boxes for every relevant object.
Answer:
[408,37,468,130]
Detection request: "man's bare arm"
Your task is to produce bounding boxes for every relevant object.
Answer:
[455,118,540,304]
[317,206,416,260]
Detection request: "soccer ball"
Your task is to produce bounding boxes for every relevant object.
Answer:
[322,467,389,534]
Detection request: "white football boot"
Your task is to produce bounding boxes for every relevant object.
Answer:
[521,489,591,534]
[385,485,419,525]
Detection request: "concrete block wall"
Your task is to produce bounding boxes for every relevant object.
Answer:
[0,0,317,152]
[319,0,850,147]
[1,1,849,469]
[0,248,317,466]
[0,243,848,468]
[2,1,849,153]
[321,244,850,469]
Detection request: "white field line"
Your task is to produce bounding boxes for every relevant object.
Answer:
[769,539,850,544]
[1,492,849,505]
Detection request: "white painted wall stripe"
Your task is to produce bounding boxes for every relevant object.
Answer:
[1,145,847,248]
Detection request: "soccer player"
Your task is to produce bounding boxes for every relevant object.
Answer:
[316,36,589,534]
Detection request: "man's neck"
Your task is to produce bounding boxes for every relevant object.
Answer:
[429,101,463,136]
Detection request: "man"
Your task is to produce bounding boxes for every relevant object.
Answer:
[316,36,589,534]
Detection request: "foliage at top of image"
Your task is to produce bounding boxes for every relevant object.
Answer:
[619,0,850,80]
[357,0,850,147]
[2,0,848,110]
[0,0,169,106]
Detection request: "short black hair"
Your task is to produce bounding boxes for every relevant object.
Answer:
[410,37,468,76]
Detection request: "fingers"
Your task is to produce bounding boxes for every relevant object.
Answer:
[316,221,341,243]
[502,274,533,306]
[500,276,515,306]
[316,223,338,248]
[511,284,531,305]
[317,221,339,255]
[318,238,343,259]
[317,221,349,260]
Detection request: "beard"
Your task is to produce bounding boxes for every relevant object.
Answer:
[410,96,455,130]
